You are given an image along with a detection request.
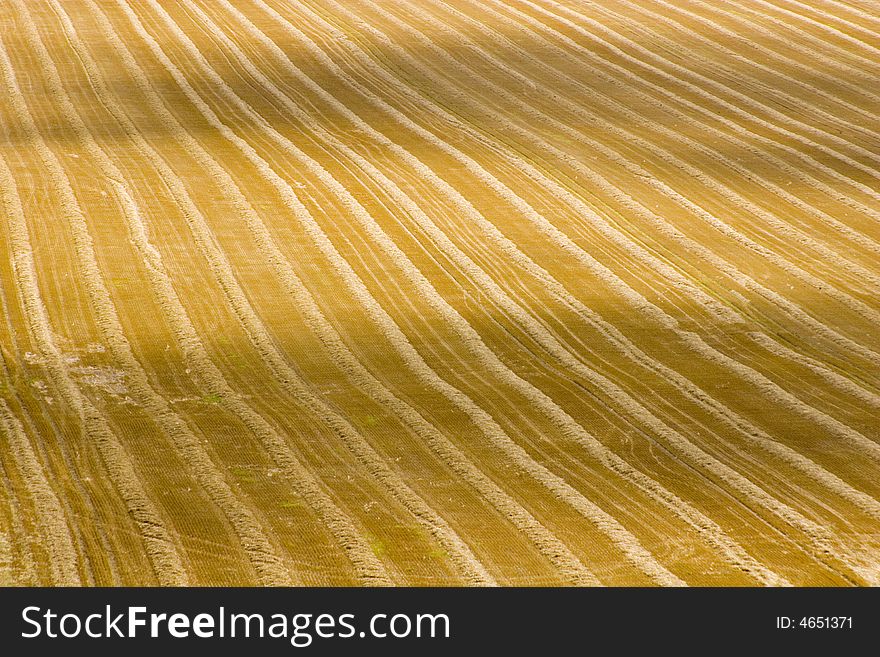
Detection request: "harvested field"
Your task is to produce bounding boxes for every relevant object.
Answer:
[0,0,878,586]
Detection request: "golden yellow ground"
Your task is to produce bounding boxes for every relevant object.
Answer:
[1,0,879,585]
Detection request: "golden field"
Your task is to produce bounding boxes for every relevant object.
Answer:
[1,0,879,586]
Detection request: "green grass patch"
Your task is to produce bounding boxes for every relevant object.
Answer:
[368,536,387,559]
[428,547,449,561]
[228,466,258,484]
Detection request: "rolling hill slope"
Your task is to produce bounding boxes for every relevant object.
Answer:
[1,0,879,586]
